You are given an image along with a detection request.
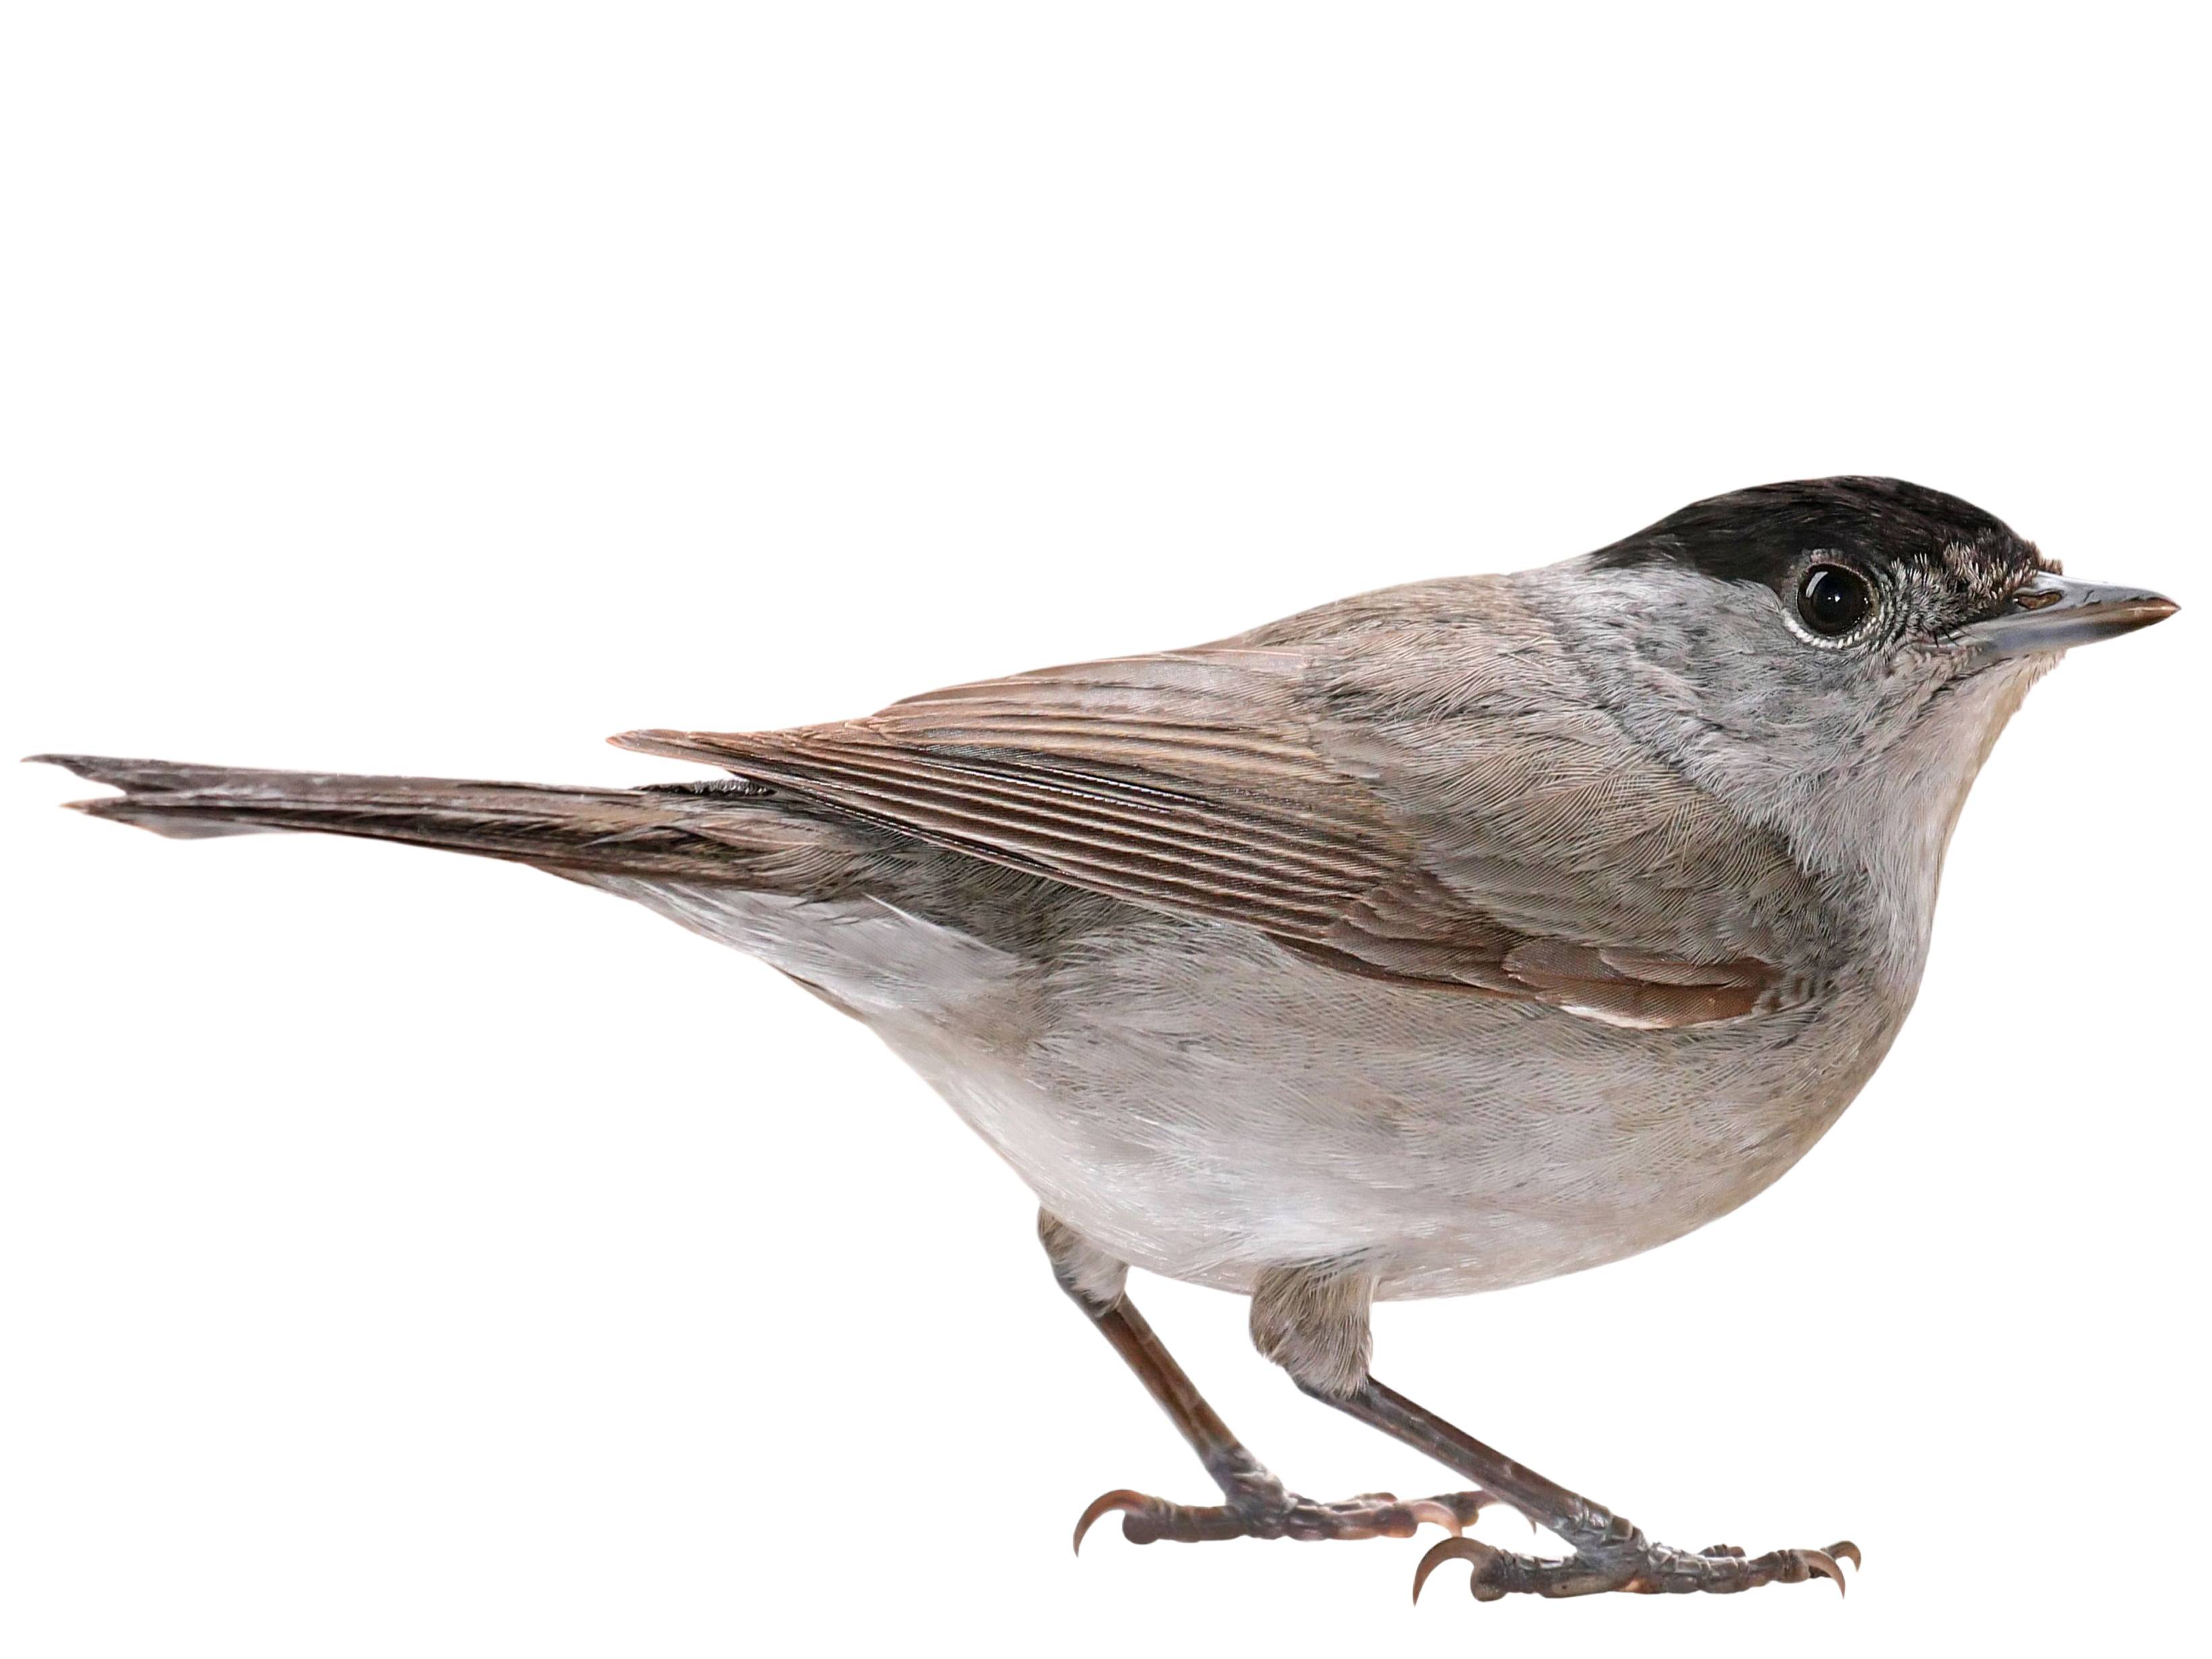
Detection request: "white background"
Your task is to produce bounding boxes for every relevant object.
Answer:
[3,5,2204,1656]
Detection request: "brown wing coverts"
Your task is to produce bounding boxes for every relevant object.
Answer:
[627,650,1399,936]
[615,584,1804,1027]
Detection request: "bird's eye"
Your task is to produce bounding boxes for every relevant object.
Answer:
[1797,564,1873,636]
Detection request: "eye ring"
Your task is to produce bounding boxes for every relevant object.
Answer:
[1796,563,1875,638]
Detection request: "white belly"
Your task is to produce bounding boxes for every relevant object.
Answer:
[589,876,1904,1300]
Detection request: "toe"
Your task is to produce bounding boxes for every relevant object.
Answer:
[1400,1498,1473,1536]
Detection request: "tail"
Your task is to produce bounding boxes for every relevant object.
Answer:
[32,754,801,882]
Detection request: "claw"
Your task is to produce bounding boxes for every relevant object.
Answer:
[1829,1540,1863,1570]
[1412,1536,1503,1604]
[1402,1498,1471,1536]
[1801,1549,1847,1596]
[1071,1490,1147,1554]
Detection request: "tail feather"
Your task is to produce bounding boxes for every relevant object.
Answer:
[30,753,810,881]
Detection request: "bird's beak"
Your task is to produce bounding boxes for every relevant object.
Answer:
[1960,573,2178,663]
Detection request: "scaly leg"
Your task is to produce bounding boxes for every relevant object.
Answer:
[1042,1214,1492,1548]
[1322,1377,1856,1598]
[1249,1259,1856,1600]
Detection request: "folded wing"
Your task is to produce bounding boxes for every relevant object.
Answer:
[614,582,1819,1028]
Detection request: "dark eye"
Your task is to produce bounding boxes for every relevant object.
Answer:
[1797,564,1873,636]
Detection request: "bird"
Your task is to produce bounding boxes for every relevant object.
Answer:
[34,476,2177,1603]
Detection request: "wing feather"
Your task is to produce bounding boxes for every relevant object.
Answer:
[613,588,1817,1025]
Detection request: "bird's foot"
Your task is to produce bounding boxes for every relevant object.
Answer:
[1412,1512,1859,1601]
[1074,1472,1492,1549]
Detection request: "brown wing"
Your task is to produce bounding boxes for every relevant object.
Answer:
[613,582,1814,1028]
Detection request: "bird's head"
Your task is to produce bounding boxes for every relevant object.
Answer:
[1550,476,2176,899]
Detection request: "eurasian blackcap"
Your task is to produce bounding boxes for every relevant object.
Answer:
[36,476,2177,1602]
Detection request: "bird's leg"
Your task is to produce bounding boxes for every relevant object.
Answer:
[1327,1379,1857,1598]
[1041,1214,1489,1548]
[1250,1260,1857,1600]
